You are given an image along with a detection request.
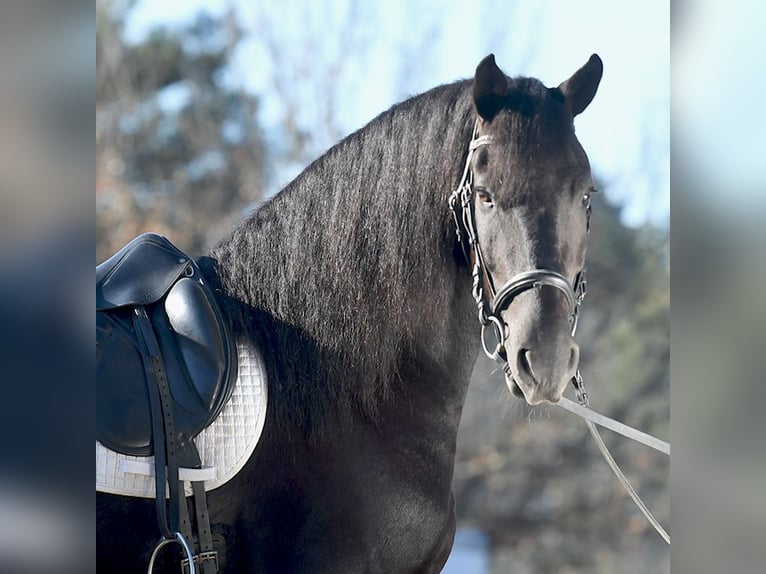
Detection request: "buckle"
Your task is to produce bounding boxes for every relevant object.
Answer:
[572,370,589,407]
[181,551,219,574]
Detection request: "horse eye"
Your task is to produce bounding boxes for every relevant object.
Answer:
[476,188,494,206]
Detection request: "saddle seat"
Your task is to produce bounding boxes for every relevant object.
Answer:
[97,233,237,457]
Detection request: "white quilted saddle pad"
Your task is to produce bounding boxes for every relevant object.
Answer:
[96,341,268,498]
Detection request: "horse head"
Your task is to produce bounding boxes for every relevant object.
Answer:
[463,53,602,405]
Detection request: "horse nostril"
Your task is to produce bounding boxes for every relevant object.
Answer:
[516,348,534,382]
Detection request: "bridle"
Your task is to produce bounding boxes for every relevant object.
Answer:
[448,120,670,544]
[447,122,589,402]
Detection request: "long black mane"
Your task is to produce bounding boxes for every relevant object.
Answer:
[208,80,475,432]
[207,76,555,434]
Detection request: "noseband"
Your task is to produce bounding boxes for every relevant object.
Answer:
[448,123,587,396]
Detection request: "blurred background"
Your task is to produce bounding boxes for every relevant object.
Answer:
[4,0,764,572]
[96,0,669,572]
[17,1,766,572]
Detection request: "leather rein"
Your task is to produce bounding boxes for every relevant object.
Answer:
[448,121,670,544]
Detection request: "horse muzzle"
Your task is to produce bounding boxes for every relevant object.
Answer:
[504,332,580,405]
[483,269,581,405]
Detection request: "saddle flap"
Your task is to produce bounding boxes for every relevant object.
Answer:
[97,233,192,310]
[97,311,154,454]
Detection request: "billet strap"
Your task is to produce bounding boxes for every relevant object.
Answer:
[167,462,219,573]
[177,483,219,574]
[190,481,219,574]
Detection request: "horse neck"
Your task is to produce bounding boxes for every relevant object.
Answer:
[211,81,481,433]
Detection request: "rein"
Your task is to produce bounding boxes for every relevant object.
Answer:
[448,121,670,545]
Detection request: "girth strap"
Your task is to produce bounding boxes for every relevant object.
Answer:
[188,482,219,574]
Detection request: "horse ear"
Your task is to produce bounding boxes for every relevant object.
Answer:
[557,54,603,117]
[473,54,509,121]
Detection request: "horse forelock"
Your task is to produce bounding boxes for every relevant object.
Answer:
[488,77,575,149]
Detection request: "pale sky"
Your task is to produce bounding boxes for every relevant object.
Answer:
[125,0,670,228]
[673,0,766,206]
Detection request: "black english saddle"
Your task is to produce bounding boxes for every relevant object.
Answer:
[97,233,236,455]
[97,233,236,572]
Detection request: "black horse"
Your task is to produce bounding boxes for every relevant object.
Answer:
[97,53,603,572]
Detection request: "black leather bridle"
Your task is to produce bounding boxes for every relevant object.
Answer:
[448,123,672,545]
[448,122,588,397]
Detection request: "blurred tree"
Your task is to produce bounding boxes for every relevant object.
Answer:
[96,0,268,261]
